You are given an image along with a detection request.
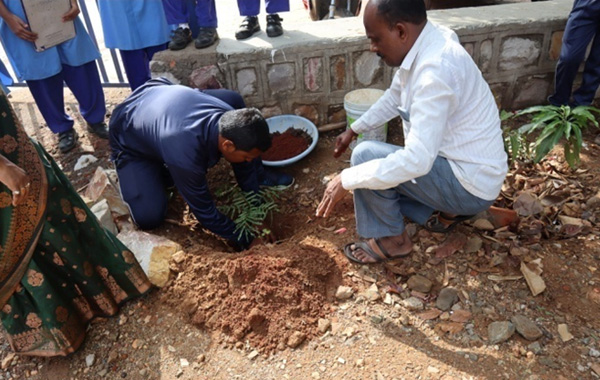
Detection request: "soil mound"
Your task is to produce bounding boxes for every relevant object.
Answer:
[162,243,343,353]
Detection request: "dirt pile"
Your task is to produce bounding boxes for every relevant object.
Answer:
[162,242,344,353]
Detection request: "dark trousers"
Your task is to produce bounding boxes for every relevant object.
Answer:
[26,61,105,134]
[113,89,263,230]
[237,0,290,16]
[120,43,168,91]
[163,0,217,28]
[549,0,600,106]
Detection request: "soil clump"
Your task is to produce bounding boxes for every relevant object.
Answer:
[262,128,312,161]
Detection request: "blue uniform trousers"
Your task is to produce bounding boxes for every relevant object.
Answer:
[120,44,168,91]
[237,0,290,16]
[114,89,260,230]
[549,0,600,106]
[163,0,217,28]
[26,61,106,134]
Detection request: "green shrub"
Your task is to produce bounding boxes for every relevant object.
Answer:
[501,110,532,165]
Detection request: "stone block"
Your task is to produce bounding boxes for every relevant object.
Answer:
[303,57,323,92]
[330,55,346,91]
[260,105,282,119]
[327,104,346,123]
[480,39,493,73]
[84,166,130,217]
[489,82,509,110]
[499,36,542,71]
[116,230,182,287]
[91,199,118,235]
[354,51,382,86]
[462,42,474,58]
[267,63,296,95]
[189,65,223,90]
[293,104,319,126]
[512,74,552,109]
[236,67,258,97]
[549,31,564,61]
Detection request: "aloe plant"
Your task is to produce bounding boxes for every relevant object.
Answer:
[515,105,600,167]
[501,110,532,165]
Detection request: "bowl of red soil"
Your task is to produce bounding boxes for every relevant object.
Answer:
[262,115,318,167]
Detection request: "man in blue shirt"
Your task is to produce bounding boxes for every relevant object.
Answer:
[109,78,292,251]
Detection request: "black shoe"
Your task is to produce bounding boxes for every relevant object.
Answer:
[58,129,77,153]
[266,14,283,38]
[195,27,219,49]
[235,16,260,40]
[168,27,192,50]
[87,121,109,139]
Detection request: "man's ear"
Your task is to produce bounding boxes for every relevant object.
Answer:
[221,138,237,153]
[395,22,408,40]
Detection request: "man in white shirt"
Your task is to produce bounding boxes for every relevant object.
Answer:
[316,0,508,265]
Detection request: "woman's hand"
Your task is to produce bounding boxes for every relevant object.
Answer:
[333,128,357,158]
[316,174,347,218]
[0,157,31,207]
[62,0,80,22]
[4,13,37,41]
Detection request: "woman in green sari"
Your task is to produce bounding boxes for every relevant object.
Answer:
[0,89,151,356]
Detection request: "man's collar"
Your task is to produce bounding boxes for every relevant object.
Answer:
[399,20,433,72]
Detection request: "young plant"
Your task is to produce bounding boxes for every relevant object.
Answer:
[516,105,600,167]
[216,186,281,242]
[501,110,532,165]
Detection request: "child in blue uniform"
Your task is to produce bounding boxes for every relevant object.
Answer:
[0,0,108,153]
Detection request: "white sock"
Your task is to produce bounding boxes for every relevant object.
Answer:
[178,23,189,29]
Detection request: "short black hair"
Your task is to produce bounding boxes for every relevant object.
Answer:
[374,0,427,27]
[218,108,272,152]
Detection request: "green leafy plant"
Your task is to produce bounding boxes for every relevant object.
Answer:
[216,186,281,242]
[501,110,532,165]
[515,105,600,167]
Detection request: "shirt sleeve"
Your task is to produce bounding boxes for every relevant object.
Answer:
[168,164,252,250]
[349,86,401,135]
[341,65,458,190]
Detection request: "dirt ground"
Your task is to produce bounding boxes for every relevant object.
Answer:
[1,85,600,380]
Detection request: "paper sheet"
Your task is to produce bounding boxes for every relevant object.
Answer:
[21,0,75,52]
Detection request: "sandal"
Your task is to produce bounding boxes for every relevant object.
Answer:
[424,212,474,233]
[343,238,410,266]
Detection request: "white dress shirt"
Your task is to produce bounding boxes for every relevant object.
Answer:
[341,21,508,201]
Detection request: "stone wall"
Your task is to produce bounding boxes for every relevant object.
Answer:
[151,0,587,126]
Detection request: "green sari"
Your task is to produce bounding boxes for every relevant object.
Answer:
[0,92,151,356]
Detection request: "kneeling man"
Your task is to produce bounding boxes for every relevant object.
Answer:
[109,78,292,251]
[316,0,508,264]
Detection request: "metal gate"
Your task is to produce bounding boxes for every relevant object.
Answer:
[3,0,129,88]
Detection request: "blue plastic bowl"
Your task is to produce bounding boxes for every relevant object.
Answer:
[263,115,319,167]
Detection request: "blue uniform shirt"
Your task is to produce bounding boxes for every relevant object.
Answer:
[98,0,170,50]
[109,78,258,249]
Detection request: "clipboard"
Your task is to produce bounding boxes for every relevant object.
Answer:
[20,0,76,52]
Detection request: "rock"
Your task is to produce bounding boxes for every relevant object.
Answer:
[511,315,543,340]
[91,199,118,235]
[180,358,189,367]
[1,353,15,370]
[132,339,142,349]
[592,363,600,376]
[401,297,424,311]
[247,350,259,360]
[117,230,182,287]
[586,191,600,210]
[436,288,459,311]
[539,357,561,369]
[172,250,185,264]
[107,350,118,365]
[589,347,600,358]
[363,283,381,302]
[85,354,95,367]
[488,321,515,344]
[287,331,306,348]
[317,318,331,333]
[383,293,393,305]
[520,260,546,296]
[335,286,354,300]
[464,236,483,254]
[527,341,542,354]
[407,275,433,293]
[189,65,223,90]
[473,218,494,231]
[557,324,574,342]
[74,154,98,171]
[84,167,129,217]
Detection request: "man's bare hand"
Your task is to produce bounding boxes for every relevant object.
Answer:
[316,174,347,218]
[62,0,80,22]
[4,13,37,41]
[333,129,357,158]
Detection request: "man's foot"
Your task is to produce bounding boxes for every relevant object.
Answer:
[87,121,109,139]
[344,231,412,265]
[58,129,77,153]
[424,212,474,233]
[195,27,219,48]
[235,16,260,40]
[168,27,192,50]
[259,169,294,189]
[266,14,283,37]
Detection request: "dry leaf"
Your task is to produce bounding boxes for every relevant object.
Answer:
[449,310,472,323]
[418,309,442,320]
[435,321,464,334]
